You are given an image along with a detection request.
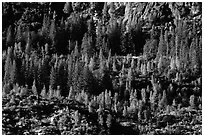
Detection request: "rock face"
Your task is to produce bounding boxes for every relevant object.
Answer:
[119,2,201,32]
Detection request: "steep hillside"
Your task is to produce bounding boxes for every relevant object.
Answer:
[2,2,202,135]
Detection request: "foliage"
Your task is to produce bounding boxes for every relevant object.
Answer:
[2,2,202,135]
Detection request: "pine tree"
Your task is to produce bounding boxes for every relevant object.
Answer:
[3,47,12,85]
[164,29,169,57]
[32,80,38,96]
[25,28,31,55]
[169,29,176,58]
[96,21,104,51]
[16,25,23,42]
[88,57,95,72]
[10,59,18,85]
[72,60,80,92]
[81,33,93,57]
[82,65,95,94]
[112,57,117,72]
[98,113,104,127]
[170,57,176,70]
[189,95,196,108]
[123,105,128,117]
[190,37,201,75]
[106,113,112,129]
[56,86,61,98]
[6,25,14,47]
[127,68,133,85]
[50,66,57,90]
[157,28,166,59]
[49,19,56,47]
[102,2,108,24]
[68,86,74,99]
[158,90,167,110]
[42,14,50,38]
[74,42,80,59]
[158,56,164,72]
[141,88,146,104]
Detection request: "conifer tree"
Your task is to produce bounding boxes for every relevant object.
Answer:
[106,113,112,129]
[40,85,47,99]
[123,105,127,117]
[42,14,50,38]
[189,95,196,108]
[56,86,61,98]
[68,86,74,99]
[157,28,166,58]
[10,59,18,85]
[164,29,169,56]
[50,66,57,90]
[6,25,14,47]
[3,47,12,85]
[49,19,56,47]
[141,88,146,104]
[81,33,93,58]
[16,25,23,42]
[112,57,117,72]
[32,80,38,96]
[25,30,31,55]
[96,21,104,51]
[158,90,167,110]
[102,2,108,24]
[169,29,176,58]
[127,68,133,85]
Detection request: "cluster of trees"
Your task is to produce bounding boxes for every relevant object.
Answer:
[3,1,202,107]
[3,2,146,55]
[2,2,202,135]
[143,17,202,74]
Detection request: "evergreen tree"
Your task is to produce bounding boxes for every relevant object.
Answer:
[81,33,93,58]
[96,21,104,51]
[158,90,167,110]
[10,59,18,85]
[82,65,95,94]
[189,95,196,108]
[189,38,200,74]
[3,47,12,85]
[19,58,26,86]
[42,14,50,39]
[50,66,57,90]
[25,30,31,55]
[102,2,108,24]
[157,28,166,58]
[49,19,56,47]
[16,25,23,42]
[6,25,14,47]
[164,29,169,57]
[89,57,95,72]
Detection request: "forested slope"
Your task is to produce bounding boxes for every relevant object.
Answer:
[2,2,202,135]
